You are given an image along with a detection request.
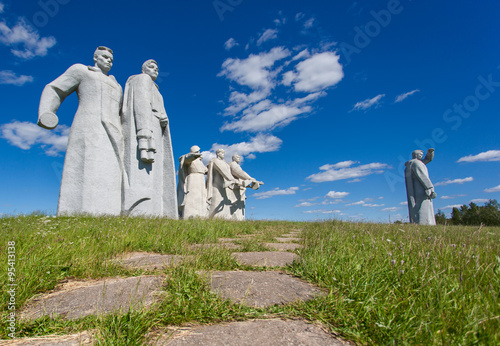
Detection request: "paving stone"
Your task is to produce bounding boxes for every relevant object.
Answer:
[150,319,345,345]
[232,252,299,267]
[2,331,93,345]
[274,237,302,242]
[280,233,301,237]
[20,276,164,320]
[118,252,185,270]
[206,271,324,308]
[189,243,242,250]
[264,243,303,251]
[218,238,239,242]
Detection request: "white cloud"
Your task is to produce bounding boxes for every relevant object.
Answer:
[295,12,305,21]
[307,161,390,183]
[325,191,349,199]
[292,49,310,61]
[295,202,317,207]
[303,18,315,29]
[257,29,278,46]
[440,194,466,200]
[0,3,4,13]
[382,207,402,212]
[202,133,282,164]
[0,70,33,86]
[304,209,341,214]
[218,47,290,91]
[0,121,69,156]
[400,201,408,205]
[394,89,420,103]
[352,94,385,111]
[470,199,489,204]
[441,204,463,210]
[485,185,500,193]
[253,187,299,199]
[346,199,385,208]
[283,52,343,92]
[457,150,500,163]
[435,177,474,186]
[224,38,238,51]
[0,19,56,59]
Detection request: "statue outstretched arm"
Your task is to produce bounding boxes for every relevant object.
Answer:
[38,64,82,129]
[422,148,435,165]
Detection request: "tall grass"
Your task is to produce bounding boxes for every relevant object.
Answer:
[0,215,498,344]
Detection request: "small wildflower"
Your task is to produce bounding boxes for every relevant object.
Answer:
[401,260,405,266]
[387,239,391,243]
[391,260,396,266]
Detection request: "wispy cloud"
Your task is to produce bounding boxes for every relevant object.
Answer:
[485,185,500,193]
[295,202,317,207]
[0,19,56,59]
[470,199,489,204]
[457,150,500,163]
[253,187,299,199]
[257,29,278,46]
[303,18,315,29]
[441,204,463,210]
[0,121,69,156]
[0,70,33,86]
[382,207,402,212]
[325,191,349,199]
[224,38,238,50]
[303,209,341,214]
[282,52,343,92]
[0,2,4,13]
[440,194,466,200]
[400,201,408,206]
[435,177,474,186]
[352,94,385,111]
[347,200,385,208]
[394,89,420,103]
[307,160,390,183]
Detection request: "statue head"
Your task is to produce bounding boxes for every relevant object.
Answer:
[142,59,159,81]
[93,46,113,74]
[190,145,200,153]
[412,150,424,160]
[232,154,241,163]
[216,149,225,159]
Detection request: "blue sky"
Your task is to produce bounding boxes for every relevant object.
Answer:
[0,0,499,222]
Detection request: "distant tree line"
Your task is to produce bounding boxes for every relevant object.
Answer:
[435,199,500,226]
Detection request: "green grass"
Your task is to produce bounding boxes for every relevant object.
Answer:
[0,215,499,345]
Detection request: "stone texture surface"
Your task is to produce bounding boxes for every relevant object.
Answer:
[233,252,299,267]
[264,243,303,251]
[21,276,164,320]
[280,233,301,237]
[189,243,242,250]
[2,332,93,345]
[118,252,185,270]
[151,319,345,345]
[206,271,324,308]
[274,237,302,242]
[177,146,208,219]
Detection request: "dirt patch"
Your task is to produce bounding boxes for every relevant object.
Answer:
[232,252,299,267]
[20,275,164,320]
[264,243,303,251]
[274,237,302,242]
[2,331,93,345]
[150,319,345,345]
[205,271,325,308]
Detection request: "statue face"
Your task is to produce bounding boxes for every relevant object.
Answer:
[94,51,113,73]
[233,155,240,163]
[143,62,159,81]
[217,151,225,159]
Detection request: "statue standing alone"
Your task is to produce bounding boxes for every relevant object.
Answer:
[405,148,437,225]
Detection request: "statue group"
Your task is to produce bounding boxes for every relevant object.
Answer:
[37,46,262,220]
[37,46,436,225]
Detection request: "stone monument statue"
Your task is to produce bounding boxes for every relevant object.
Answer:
[37,46,123,216]
[121,59,177,218]
[177,145,208,219]
[229,154,263,220]
[206,149,237,219]
[404,148,437,225]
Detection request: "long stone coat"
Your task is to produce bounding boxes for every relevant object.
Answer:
[177,153,208,219]
[38,64,123,216]
[405,158,436,225]
[121,73,178,218]
[206,158,236,219]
